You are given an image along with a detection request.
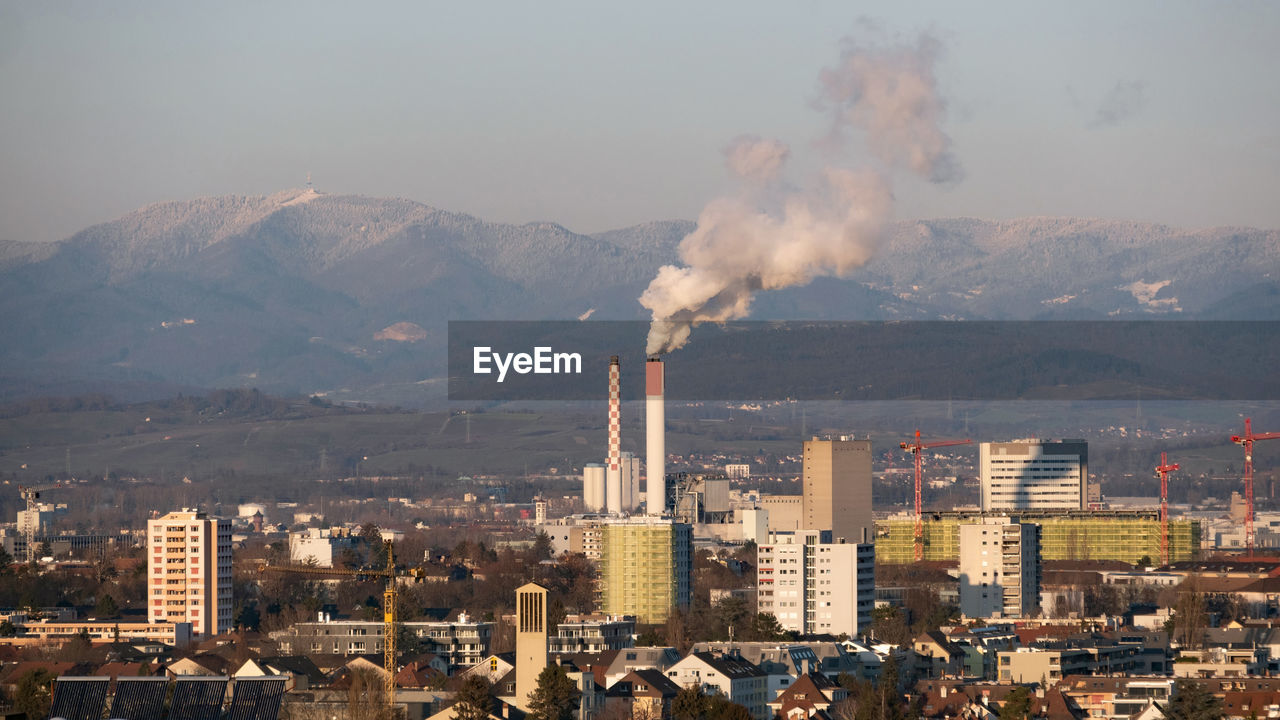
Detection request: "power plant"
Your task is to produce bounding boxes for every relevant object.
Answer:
[580,354,663,516]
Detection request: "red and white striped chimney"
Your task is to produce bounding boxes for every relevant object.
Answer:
[606,355,622,514]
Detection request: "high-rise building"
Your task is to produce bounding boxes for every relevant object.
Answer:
[980,439,1089,511]
[147,509,232,638]
[874,510,1200,565]
[802,437,873,543]
[958,517,1041,619]
[515,582,549,710]
[756,530,874,636]
[599,517,692,624]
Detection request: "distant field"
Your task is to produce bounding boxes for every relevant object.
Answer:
[1,392,1278,514]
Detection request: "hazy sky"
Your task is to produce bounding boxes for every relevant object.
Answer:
[1,1,1278,243]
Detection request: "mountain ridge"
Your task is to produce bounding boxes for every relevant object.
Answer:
[0,190,1276,404]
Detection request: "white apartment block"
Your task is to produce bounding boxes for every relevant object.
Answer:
[148,509,232,638]
[959,518,1041,619]
[980,439,1089,511]
[757,530,874,637]
[666,652,770,720]
[288,527,361,567]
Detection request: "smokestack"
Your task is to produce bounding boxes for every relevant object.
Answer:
[606,356,622,515]
[646,357,665,515]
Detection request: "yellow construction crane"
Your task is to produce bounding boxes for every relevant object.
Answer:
[18,482,63,562]
[264,539,421,701]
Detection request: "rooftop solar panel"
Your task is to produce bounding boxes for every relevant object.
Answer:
[108,676,170,720]
[225,677,287,720]
[166,677,228,720]
[48,676,110,720]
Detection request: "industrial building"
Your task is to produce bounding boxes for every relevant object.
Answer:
[757,530,875,636]
[671,474,731,525]
[598,516,692,624]
[147,509,232,638]
[958,518,1041,619]
[980,439,1090,511]
[875,511,1200,565]
[802,437,873,543]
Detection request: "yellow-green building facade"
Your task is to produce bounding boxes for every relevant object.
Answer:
[875,511,1200,565]
[599,518,692,624]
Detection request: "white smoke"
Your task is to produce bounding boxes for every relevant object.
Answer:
[818,32,962,183]
[641,31,960,356]
[723,135,790,184]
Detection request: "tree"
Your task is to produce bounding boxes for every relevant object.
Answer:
[1173,576,1207,649]
[998,686,1034,720]
[95,593,119,617]
[665,607,691,653]
[361,524,387,567]
[1164,680,1224,720]
[706,694,752,720]
[747,612,788,641]
[831,677,877,720]
[452,676,494,720]
[526,664,581,720]
[875,655,904,720]
[0,545,14,573]
[14,668,55,720]
[531,531,554,561]
[635,627,664,647]
[236,603,261,631]
[672,685,708,720]
[871,605,911,646]
[346,668,397,720]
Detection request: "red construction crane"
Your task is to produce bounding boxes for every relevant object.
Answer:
[900,430,972,562]
[1155,452,1180,567]
[1232,418,1280,556]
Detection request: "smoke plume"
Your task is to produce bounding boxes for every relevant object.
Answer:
[641,31,961,356]
[723,135,790,184]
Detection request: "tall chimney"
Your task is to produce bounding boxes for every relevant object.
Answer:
[646,357,665,515]
[606,356,622,515]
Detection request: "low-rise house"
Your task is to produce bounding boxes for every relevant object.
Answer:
[915,630,966,679]
[605,669,682,720]
[396,655,450,688]
[165,654,230,677]
[234,656,326,691]
[666,651,769,720]
[766,672,846,720]
[915,680,1087,720]
[462,653,517,684]
[602,647,682,687]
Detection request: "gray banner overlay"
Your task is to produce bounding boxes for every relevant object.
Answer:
[448,321,1280,401]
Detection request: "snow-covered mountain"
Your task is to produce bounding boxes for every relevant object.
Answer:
[0,189,1275,402]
